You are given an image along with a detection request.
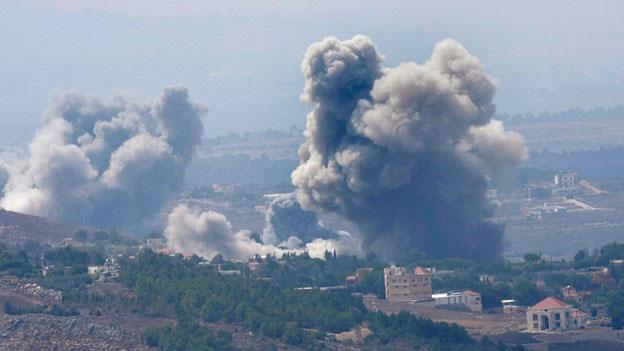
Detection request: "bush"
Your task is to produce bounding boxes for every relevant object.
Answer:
[143,326,160,347]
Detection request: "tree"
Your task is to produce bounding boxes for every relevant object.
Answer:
[607,284,624,330]
[74,231,88,242]
[523,253,540,263]
[511,281,546,306]
[573,249,588,262]
[143,326,160,347]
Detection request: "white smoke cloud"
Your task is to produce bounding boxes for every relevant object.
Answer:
[0,159,9,199]
[0,86,205,228]
[165,204,361,260]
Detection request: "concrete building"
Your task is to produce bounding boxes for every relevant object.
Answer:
[527,297,587,332]
[554,171,577,191]
[561,285,591,304]
[87,258,119,281]
[384,265,432,302]
[432,290,483,312]
[146,238,165,251]
[502,299,525,314]
[346,267,373,286]
[553,171,577,196]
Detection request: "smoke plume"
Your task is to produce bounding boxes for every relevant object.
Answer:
[292,36,526,261]
[0,86,205,228]
[165,203,361,260]
[0,160,8,199]
[261,193,336,246]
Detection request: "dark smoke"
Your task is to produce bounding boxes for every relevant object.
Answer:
[292,36,526,261]
[0,86,205,228]
[261,193,336,246]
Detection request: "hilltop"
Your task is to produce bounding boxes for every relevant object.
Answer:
[0,209,93,246]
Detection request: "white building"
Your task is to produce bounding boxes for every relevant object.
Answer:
[527,297,587,332]
[87,258,120,281]
[432,290,482,312]
[554,171,577,190]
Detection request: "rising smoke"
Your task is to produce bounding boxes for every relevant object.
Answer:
[261,193,336,246]
[0,160,8,199]
[292,36,526,261]
[165,203,360,260]
[0,86,205,228]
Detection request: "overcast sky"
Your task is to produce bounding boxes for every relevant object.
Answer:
[1,0,623,142]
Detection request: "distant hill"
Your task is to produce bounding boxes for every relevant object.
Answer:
[0,209,94,245]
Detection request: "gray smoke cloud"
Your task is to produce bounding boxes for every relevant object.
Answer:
[165,203,360,260]
[0,86,205,228]
[292,36,527,261]
[261,193,336,246]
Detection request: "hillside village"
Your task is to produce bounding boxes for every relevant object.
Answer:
[0,216,622,350]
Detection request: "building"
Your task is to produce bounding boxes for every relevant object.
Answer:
[87,258,120,281]
[432,290,483,312]
[561,285,591,304]
[146,238,165,251]
[526,297,587,332]
[479,274,499,285]
[384,265,432,302]
[578,267,617,287]
[554,171,577,191]
[501,299,525,314]
[346,267,373,286]
[553,171,577,196]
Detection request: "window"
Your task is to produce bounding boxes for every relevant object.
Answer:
[555,313,560,321]
[555,322,561,328]
[533,323,538,329]
[533,314,538,321]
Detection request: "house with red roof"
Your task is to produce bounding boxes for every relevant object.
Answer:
[527,297,587,332]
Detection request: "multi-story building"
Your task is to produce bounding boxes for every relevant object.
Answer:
[526,297,587,332]
[384,265,432,302]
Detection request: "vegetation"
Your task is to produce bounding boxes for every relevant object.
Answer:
[142,320,236,351]
[3,301,79,316]
[121,251,477,349]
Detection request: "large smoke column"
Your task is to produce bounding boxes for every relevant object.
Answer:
[165,203,360,260]
[0,86,205,228]
[261,193,336,246]
[292,36,526,261]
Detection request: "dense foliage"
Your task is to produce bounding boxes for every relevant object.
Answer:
[142,320,236,351]
[121,251,477,349]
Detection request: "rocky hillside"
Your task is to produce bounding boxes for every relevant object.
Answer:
[0,209,93,245]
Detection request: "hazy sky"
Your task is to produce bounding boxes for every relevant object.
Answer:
[1,0,623,142]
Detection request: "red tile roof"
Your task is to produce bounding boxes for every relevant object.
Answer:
[463,290,481,296]
[531,297,571,310]
[414,266,431,274]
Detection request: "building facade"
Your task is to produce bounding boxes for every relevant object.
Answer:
[432,290,483,312]
[526,297,587,332]
[384,265,432,302]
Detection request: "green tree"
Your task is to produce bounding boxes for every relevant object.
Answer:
[523,253,540,263]
[607,284,624,330]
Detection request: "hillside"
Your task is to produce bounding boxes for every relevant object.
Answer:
[0,209,92,245]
